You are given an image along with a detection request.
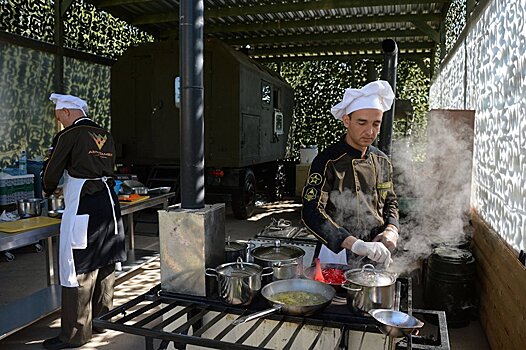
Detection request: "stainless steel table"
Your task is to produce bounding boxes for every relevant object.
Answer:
[0,192,174,340]
[0,223,60,285]
[120,192,175,249]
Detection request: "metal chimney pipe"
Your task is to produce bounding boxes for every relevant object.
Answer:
[379,39,398,157]
[180,0,205,208]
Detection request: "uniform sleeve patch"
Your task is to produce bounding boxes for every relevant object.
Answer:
[377,181,392,190]
[307,173,323,186]
[304,187,318,202]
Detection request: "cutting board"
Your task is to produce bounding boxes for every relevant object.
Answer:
[119,195,150,204]
[0,216,61,233]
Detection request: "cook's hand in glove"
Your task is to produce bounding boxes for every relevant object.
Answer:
[373,229,399,251]
[351,239,391,264]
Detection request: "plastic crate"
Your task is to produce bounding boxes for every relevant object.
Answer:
[0,174,35,205]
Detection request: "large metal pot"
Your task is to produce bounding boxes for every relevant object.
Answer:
[342,264,397,315]
[251,240,305,281]
[205,259,273,305]
[17,198,43,218]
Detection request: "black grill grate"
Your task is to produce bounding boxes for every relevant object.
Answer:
[94,278,450,350]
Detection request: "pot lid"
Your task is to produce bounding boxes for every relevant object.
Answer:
[432,246,473,262]
[216,261,262,277]
[344,264,396,287]
[225,241,247,252]
[251,240,305,261]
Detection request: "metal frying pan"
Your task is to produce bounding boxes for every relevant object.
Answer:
[232,279,335,325]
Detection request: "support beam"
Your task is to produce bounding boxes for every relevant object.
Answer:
[224,29,424,46]
[250,41,435,57]
[411,20,440,42]
[206,0,451,18]
[134,1,448,25]
[255,52,430,63]
[207,13,442,34]
[98,0,153,8]
[53,0,64,94]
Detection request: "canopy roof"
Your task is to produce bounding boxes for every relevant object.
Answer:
[85,0,452,62]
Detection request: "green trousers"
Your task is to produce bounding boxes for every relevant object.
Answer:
[59,264,115,345]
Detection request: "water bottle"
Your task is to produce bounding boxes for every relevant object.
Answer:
[19,150,27,175]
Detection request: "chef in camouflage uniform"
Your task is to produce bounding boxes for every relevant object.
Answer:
[301,80,400,267]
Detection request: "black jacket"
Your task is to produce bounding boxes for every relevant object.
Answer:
[301,139,399,254]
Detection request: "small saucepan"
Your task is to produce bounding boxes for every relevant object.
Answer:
[232,278,335,325]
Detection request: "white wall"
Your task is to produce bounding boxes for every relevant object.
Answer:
[429,0,526,252]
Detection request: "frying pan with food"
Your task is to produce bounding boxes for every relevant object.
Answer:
[232,278,335,325]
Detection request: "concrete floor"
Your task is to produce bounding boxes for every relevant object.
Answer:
[0,199,490,349]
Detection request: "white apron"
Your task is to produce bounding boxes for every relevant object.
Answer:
[318,244,347,264]
[59,170,118,287]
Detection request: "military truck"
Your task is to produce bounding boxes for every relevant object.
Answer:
[111,38,294,218]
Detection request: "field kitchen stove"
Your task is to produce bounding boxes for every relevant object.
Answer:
[94,277,450,350]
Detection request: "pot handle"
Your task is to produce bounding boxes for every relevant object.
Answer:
[273,261,299,268]
[361,264,376,273]
[205,268,218,279]
[341,281,362,292]
[232,305,282,325]
[261,266,274,277]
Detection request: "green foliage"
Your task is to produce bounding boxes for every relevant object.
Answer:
[266,59,430,162]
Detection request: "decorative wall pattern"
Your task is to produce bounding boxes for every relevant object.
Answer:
[0,42,55,167]
[64,57,111,130]
[0,0,151,169]
[429,0,526,252]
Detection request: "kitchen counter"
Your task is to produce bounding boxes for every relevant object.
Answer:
[0,192,175,340]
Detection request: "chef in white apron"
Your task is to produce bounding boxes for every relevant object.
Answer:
[42,93,126,350]
[301,81,399,268]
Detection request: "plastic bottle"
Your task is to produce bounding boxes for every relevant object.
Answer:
[19,150,27,175]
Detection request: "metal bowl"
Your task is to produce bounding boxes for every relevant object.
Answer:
[368,309,424,338]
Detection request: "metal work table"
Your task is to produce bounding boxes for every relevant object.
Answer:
[120,192,175,250]
[0,192,174,340]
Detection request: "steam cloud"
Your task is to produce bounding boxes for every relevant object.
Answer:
[389,112,474,275]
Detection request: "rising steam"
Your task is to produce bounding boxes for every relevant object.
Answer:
[389,111,474,275]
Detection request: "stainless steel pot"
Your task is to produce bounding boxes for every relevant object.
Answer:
[205,259,273,305]
[225,240,251,263]
[341,264,397,314]
[47,195,65,212]
[251,240,305,281]
[17,198,43,218]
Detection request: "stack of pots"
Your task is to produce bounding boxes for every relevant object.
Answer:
[342,264,398,315]
[206,258,273,305]
[250,240,305,282]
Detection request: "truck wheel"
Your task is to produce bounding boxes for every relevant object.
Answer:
[232,169,256,219]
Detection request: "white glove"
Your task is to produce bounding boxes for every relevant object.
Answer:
[351,239,391,264]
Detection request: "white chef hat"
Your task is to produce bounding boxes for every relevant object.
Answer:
[49,93,88,116]
[330,80,395,120]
